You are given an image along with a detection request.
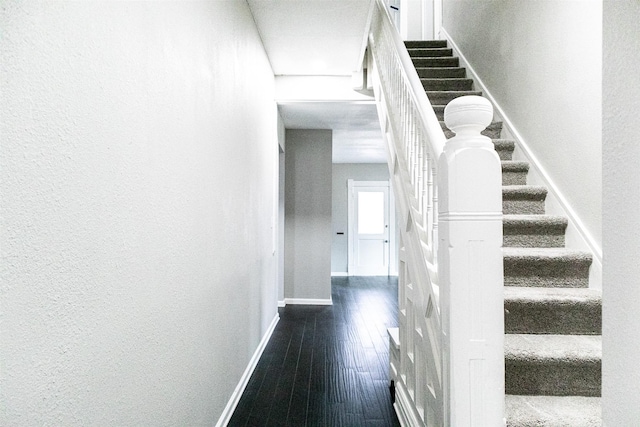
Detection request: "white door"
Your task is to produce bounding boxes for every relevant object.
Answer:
[348,180,391,276]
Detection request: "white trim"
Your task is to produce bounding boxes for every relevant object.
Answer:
[277,300,286,308]
[215,313,280,427]
[331,272,349,277]
[441,27,603,288]
[283,298,333,306]
[393,381,422,427]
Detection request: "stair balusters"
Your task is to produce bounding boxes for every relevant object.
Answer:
[367,0,504,425]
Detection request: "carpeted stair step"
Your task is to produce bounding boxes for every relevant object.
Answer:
[421,78,473,91]
[503,185,547,215]
[503,248,592,288]
[505,395,601,426]
[503,215,567,248]
[427,90,482,105]
[404,40,448,49]
[407,47,453,57]
[416,67,466,79]
[494,139,515,161]
[504,287,602,334]
[505,334,601,397]
[502,161,530,185]
[411,57,459,68]
[440,120,503,139]
[433,105,446,120]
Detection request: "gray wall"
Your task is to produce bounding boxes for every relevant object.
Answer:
[602,0,640,423]
[284,130,333,301]
[442,0,602,254]
[331,163,390,273]
[277,114,286,304]
[0,2,278,424]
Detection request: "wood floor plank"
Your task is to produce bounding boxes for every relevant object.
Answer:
[229,276,400,426]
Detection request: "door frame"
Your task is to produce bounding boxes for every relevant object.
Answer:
[347,180,397,276]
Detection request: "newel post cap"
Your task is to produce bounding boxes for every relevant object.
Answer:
[444,95,493,138]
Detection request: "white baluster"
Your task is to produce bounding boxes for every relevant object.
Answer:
[438,96,504,426]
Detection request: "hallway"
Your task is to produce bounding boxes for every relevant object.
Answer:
[229,277,401,426]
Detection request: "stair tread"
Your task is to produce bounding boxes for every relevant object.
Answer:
[426,90,482,96]
[505,287,602,335]
[503,247,593,260]
[404,40,448,48]
[503,185,548,198]
[415,67,464,71]
[504,214,567,226]
[502,161,530,171]
[417,68,467,79]
[505,395,601,427]
[411,57,460,67]
[407,47,453,57]
[493,138,516,146]
[420,77,472,81]
[505,334,601,363]
[503,215,568,238]
[504,286,601,304]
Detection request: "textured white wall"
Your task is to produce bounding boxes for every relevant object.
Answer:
[284,130,333,301]
[0,1,277,425]
[602,1,640,423]
[331,163,390,273]
[442,0,602,254]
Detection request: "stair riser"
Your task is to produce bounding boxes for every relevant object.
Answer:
[416,68,466,79]
[503,234,565,248]
[427,91,482,105]
[408,48,453,57]
[496,149,514,161]
[433,106,445,121]
[493,140,515,161]
[421,79,473,91]
[503,200,546,215]
[502,172,528,186]
[506,361,601,397]
[411,57,459,68]
[405,40,448,49]
[505,301,602,334]
[504,258,591,288]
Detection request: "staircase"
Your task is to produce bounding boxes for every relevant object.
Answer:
[405,40,602,426]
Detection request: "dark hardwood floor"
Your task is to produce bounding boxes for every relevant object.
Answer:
[228,276,401,427]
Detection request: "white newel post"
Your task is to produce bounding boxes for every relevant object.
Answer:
[438,96,505,426]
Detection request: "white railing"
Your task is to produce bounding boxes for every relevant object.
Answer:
[367,0,505,425]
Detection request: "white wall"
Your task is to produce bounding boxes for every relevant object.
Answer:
[284,130,333,302]
[331,163,390,273]
[0,1,278,425]
[442,0,602,258]
[602,1,640,423]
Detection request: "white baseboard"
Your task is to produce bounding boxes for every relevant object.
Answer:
[215,313,280,427]
[331,271,349,277]
[277,300,286,308]
[283,298,333,306]
[441,27,603,289]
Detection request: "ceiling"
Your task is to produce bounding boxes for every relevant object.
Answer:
[247,0,387,163]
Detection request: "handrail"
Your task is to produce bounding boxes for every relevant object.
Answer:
[367,0,505,425]
[374,0,446,160]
